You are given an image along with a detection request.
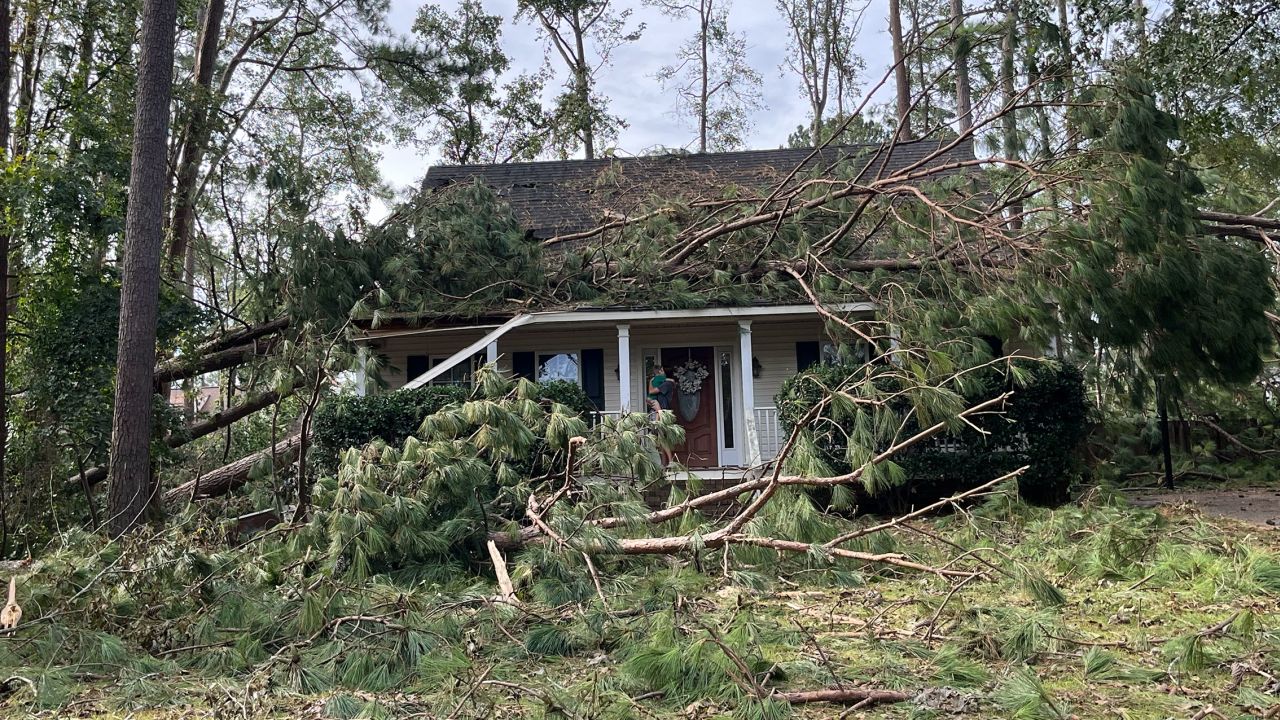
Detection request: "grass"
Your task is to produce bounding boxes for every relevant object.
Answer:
[1,488,1278,719]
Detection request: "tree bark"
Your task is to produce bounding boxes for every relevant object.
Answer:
[164,432,303,502]
[571,10,594,159]
[888,0,913,140]
[698,0,709,153]
[106,0,179,536]
[168,0,226,283]
[776,687,912,706]
[1157,381,1175,489]
[1056,0,1076,151]
[66,383,301,491]
[0,0,12,557]
[950,0,972,133]
[152,338,277,385]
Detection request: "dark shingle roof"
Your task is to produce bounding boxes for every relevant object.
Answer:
[421,139,976,240]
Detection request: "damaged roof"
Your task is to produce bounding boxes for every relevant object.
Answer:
[421,139,977,240]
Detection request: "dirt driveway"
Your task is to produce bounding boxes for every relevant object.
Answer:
[1127,486,1280,527]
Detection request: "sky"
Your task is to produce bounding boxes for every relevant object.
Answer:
[374,0,896,196]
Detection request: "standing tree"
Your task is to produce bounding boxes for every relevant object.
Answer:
[517,0,641,159]
[106,0,178,536]
[0,0,11,554]
[410,0,552,164]
[888,0,913,139]
[648,0,763,152]
[1049,78,1275,488]
[777,0,865,146]
[949,0,972,133]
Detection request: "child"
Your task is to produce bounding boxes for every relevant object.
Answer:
[648,365,674,410]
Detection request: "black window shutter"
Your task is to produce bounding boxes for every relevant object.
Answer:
[795,341,820,372]
[512,351,535,380]
[406,355,429,381]
[580,348,605,409]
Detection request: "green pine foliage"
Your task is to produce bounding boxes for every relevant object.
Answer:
[776,358,1090,509]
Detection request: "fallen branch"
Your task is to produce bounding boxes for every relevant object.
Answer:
[164,432,304,502]
[774,687,912,706]
[66,383,302,491]
[486,540,517,604]
[153,338,279,385]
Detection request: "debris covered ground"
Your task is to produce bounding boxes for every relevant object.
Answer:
[2,485,1278,719]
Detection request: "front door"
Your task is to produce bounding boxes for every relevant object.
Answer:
[661,347,718,468]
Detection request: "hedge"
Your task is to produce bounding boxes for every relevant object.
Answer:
[312,380,595,469]
[775,360,1090,510]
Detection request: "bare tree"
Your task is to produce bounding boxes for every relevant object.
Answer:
[106,0,179,536]
[888,0,913,139]
[777,0,866,146]
[518,0,642,159]
[649,0,763,152]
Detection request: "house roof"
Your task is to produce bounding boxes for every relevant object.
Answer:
[421,139,976,240]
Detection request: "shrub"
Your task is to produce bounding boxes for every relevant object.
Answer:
[311,379,598,469]
[775,360,1090,509]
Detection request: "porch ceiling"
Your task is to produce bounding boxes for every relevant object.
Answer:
[359,302,876,341]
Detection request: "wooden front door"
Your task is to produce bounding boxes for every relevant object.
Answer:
[661,347,718,468]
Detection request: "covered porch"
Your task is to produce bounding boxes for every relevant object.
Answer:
[356,304,875,469]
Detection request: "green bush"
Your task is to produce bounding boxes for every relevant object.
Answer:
[312,385,471,467]
[312,379,597,469]
[775,360,1090,509]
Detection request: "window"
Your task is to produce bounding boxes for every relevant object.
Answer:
[822,340,872,365]
[537,352,580,384]
[719,351,734,449]
[430,355,481,387]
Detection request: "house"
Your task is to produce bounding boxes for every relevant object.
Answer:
[169,382,221,414]
[356,140,983,470]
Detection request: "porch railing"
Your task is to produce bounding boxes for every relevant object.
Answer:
[754,407,783,462]
[588,409,624,427]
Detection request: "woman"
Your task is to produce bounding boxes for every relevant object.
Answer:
[647,365,674,412]
[647,365,675,467]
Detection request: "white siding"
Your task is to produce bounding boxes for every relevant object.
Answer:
[367,316,835,412]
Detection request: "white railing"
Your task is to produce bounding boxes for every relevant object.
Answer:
[754,407,782,462]
[588,409,624,427]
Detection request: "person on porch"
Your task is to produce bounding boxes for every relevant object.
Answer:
[647,365,675,467]
[648,365,674,412]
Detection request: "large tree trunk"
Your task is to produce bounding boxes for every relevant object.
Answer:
[66,383,301,491]
[1056,0,1075,151]
[571,12,594,159]
[0,0,11,557]
[888,0,913,140]
[106,0,178,537]
[950,0,972,133]
[165,432,304,503]
[697,0,709,153]
[168,0,226,284]
[152,337,278,385]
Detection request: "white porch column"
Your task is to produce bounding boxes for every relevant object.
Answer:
[617,324,632,412]
[486,341,498,365]
[354,346,369,397]
[739,320,761,465]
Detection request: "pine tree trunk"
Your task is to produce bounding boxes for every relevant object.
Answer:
[168,0,225,283]
[106,0,178,537]
[950,0,972,133]
[888,0,913,140]
[1001,0,1022,230]
[1056,0,1076,151]
[0,0,12,557]
[571,10,594,159]
[1157,382,1175,489]
[698,0,709,153]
